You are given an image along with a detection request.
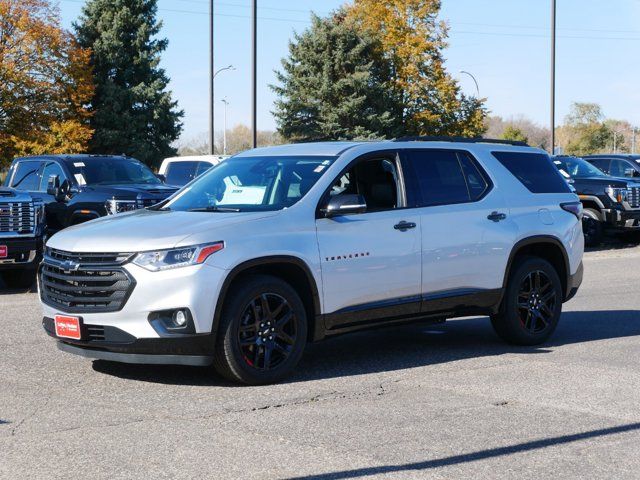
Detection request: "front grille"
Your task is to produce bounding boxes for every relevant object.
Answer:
[40,249,135,313]
[628,187,640,208]
[0,201,34,234]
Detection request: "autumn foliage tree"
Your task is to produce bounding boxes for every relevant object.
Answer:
[0,0,94,166]
[346,0,486,137]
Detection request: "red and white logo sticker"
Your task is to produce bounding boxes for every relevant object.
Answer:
[54,315,82,340]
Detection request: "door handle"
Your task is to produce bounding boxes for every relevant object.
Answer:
[394,221,417,231]
[487,211,507,222]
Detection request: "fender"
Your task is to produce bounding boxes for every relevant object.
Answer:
[212,256,323,342]
[577,195,606,210]
[501,235,571,303]
[68,209,101,226]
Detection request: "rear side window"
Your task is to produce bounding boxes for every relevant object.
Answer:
[165,161,202,186]
[493,152,572,194]
[406,150,490,207]
[10,160,42,191]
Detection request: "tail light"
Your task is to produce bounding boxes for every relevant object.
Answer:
[561,202,583,220]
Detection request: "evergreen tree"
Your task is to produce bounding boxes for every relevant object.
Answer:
[272,12,402,142]
[75,0,182,167]
[502,125,529,144]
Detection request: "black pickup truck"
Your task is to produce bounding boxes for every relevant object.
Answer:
[0,187,46,288]
[553,155,640,246]
[4,155,178,233]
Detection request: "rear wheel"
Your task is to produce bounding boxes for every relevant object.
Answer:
[0,269,35,290]
[582,208,603,247]
[491,256,562,346]
[213,275,307,385]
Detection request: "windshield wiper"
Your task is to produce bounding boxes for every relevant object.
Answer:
[188,206,241,212]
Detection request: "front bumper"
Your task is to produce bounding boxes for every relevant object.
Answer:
[0,236,42,270]
[43,317,214,366]
[602,208,640,228]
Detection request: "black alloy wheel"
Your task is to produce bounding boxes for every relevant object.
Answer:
[237,293,298,370]
[213,274,307,385]
[491,256,562,346]
[516,270,557,334]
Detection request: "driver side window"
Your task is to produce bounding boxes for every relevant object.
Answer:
[40,162,67,191]
[328,157,402,212]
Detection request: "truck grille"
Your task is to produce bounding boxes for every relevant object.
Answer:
[628,187,640,208]
[137,198,161,208]
[0,202,34,234]
[40,249,135,313]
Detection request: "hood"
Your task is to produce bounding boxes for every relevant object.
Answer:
[80,183,178,198]
[571,176,629,194]
[47,208,277,252]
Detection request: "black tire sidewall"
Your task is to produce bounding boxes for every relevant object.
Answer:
[214,275,308,385]
[582,208,603,247]
[493,256,563,346]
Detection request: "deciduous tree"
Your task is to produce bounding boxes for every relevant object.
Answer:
[0,0,94,166]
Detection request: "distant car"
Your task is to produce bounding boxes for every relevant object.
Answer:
[553,155,640,246]
[584,154,640,179]
[158,155,227,187]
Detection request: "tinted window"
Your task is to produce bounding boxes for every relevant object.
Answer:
[407,150,488,206]
[10,161,42,191]
[40,162,67,191]
[493,152,572,194]
[610,159,634,177]
[67,157,160,186]
[165,161,204,186]
[588,158,610,173]
[553,157,607,178]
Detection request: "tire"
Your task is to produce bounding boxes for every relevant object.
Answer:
[1,269,35,290]
[491,256,562,346]
[213,275,308,385]
[582,208,603,247]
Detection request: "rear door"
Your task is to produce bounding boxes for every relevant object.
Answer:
[402,149,515,303]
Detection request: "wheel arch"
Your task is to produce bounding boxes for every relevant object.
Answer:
[213,256,323,342]
[502,236,571,302]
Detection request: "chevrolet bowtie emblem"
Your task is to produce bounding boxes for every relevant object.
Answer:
[60,260,81,274]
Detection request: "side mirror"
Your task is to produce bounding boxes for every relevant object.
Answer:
[46,175,60,197]
[321,194,367,217]
[624,168,636,178]
[156,173,166,183]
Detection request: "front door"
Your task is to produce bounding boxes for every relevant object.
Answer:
[316,153,422,329]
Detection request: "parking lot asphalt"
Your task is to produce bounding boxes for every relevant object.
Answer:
[1,238,640,479]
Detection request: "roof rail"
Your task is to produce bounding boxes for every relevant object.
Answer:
[392,136,529,147]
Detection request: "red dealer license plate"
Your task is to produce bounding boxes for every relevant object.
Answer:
[54,315,82,340]
[0,245,6,258]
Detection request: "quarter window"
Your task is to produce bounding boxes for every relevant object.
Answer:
[610,159,634,178]
[493,151,572,194]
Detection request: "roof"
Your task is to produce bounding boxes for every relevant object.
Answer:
[162,155,228,163]
[14,154,132,163]
[583,154,640,159]
[236,142,365,157]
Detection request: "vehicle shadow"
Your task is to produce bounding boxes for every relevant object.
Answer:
[586,231,640,253]
[91,309,640,386]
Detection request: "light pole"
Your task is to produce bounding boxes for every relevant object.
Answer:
[251,0,257,149]
[632,127,637,154]
[550,0,556,154]
[221,98,229,155]
[459,70,480,97]
[209,65,234,154]
[209,0,214,155]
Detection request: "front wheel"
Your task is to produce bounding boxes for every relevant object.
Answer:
[491,256,562,346]
[582,208,603,247]
[213,275,308,385]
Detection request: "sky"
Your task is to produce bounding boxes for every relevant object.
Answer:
[58,0,640,144]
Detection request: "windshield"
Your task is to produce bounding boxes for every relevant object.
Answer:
[164,155,336,212]
[68,157,161,186]
[553,157,607,179]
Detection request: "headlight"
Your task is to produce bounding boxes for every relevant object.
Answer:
[605,187,629,203]
[132,242,224,271]
[105,199,138,215]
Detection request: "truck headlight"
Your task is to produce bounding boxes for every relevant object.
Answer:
[605,187,629,203]
[132,242,224,271]
[105,199,138,215]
